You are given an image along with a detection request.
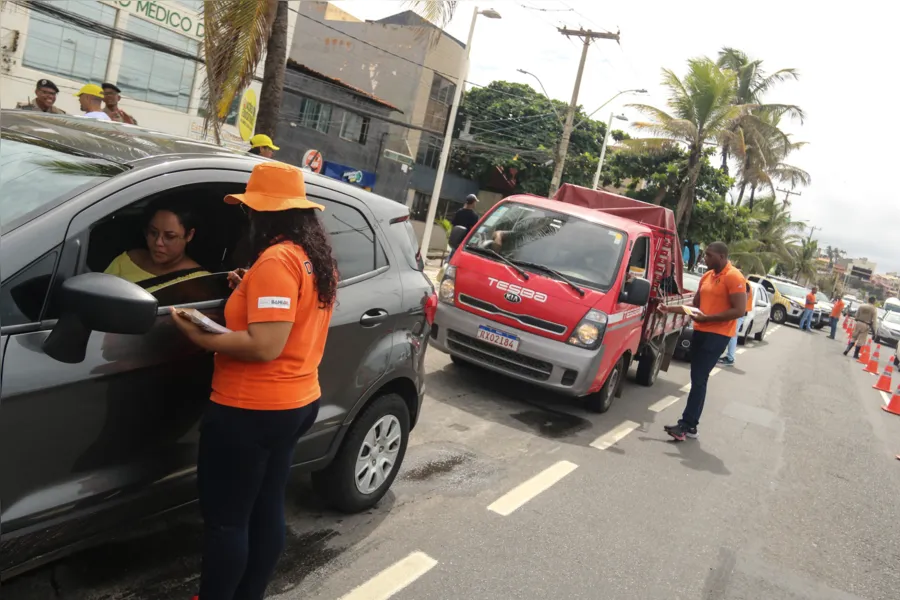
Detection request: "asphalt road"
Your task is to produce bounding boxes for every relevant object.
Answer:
[5,322,900,600]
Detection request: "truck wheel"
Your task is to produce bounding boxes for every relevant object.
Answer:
[585,358,623,413]
[635,346,661,387]
[311,393,410,513]
[771,305,787,324]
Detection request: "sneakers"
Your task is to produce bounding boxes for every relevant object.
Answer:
[664,423,698,441]
[718,356,735,367]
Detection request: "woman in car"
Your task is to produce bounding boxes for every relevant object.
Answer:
[104,199,208,292]
[170,162,337,600]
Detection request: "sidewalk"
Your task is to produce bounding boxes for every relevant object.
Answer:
[424,257,442,287]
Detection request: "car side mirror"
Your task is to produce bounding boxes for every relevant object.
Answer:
[620,277,651,306]
[43,273,159,364]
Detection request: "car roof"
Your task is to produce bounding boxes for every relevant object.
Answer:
[0,110,409,222]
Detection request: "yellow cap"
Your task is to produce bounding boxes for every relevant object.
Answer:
[250,134,279,151]
[75,84,105,98]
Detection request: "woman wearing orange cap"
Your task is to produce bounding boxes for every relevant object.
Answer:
[171,162,337,600]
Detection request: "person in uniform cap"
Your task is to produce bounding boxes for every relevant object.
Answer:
[248,134,279,158]
[75,84,112,120]
[101,83,137,125]
[16,79,66,114]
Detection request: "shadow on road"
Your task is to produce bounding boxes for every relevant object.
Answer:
[636,435,732,476]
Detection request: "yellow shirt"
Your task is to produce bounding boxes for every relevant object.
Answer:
[104,251,209,293]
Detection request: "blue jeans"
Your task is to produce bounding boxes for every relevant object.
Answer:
[829,316,839,339]
[681,331,731,428]
[725,317,744,361]
[799,308,814,330]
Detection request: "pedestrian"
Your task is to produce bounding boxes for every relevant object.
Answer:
[448,194,480,260]
[799,286,817,331]
[75,84,112,120]
[170,162,337,600]
[248,134,279,158]
[719,280,753,367]
[659,241,747,440]
[101,83,138,124]
[16,78,66,114]
[844,296,878,358]
[828,295,845,339]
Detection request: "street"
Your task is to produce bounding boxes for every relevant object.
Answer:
[5,323,900,600]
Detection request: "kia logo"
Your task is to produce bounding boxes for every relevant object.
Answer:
[504,292,522,303]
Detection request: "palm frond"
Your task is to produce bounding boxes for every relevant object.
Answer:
[406,0,458,25]
[202,0,277,143]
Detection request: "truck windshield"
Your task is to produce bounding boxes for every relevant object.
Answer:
[465,201,626,291]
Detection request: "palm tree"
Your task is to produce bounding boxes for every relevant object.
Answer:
[628,58,744,232]
[791,238,819,283]
[256,0,289,136]
[730,196,805,274]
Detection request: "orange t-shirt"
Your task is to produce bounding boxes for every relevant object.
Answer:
[805,293,816,310]
[211,242,334,410]
[831,299,845,318]
[694,261,746,338]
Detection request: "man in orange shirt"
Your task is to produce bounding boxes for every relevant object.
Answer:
[659,242,747,440]
[828,295,845,339]
[799,286,818,331]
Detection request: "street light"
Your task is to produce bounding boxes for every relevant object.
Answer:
[592,113,627,190]
[576,88,646,128]
[516,68,564,124]
[419,6,501,256]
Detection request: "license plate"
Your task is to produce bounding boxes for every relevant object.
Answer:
[476,325,519,351]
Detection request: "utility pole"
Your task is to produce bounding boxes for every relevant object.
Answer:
[548,28,620,197]
[806,225,822,243]
[777,187,802,206]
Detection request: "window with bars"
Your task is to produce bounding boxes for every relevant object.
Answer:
[299,98,333,133]
[339,112,370,145]
[423,74,455,133]
[415,134,443,169]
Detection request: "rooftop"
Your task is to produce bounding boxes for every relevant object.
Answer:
[286,60,403,113]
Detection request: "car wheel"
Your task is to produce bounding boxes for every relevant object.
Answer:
[738,322,751,345]
[585,357,623,413]
[635,345,662,387]
[755,320,767,341]
[771,305,787,324]
[312,393,410,513]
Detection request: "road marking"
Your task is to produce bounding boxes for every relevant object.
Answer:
[648,395,680,413]
[339,551,437,600]
[680,383,692,392]
[881,391,891,406]
[736,348,747,355]
[590,420,640,450]
[488,461,578,516]
[710,368,722,377]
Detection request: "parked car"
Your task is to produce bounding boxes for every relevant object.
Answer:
[673,272,701,360]
[0,111,436,578]
[748,275,825,328]
[876,311,900,347]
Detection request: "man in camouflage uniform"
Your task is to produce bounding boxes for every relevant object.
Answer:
[16,79,66,114]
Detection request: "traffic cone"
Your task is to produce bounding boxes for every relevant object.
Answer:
[874,364,894,392]
[883,382,900,416]
[858,342,871,364]
[864,345,881,374]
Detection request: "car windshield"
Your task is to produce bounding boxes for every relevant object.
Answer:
[1,130,127,234]
[816,292,830,303]
[465,201,626,291]
[884,312,900,325]
[773,281,808,298]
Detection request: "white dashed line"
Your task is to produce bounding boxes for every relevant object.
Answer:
[590,420,641,450]
[488,461,578,516]
[710,368,722,377]
[338,551,437,600]
[736,348,747,355]
[648,395,680,413]
[680,383,692,392]
[881,391,891,406]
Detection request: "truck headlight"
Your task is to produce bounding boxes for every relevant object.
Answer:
[439,266,456,304]
[568,309,608,350]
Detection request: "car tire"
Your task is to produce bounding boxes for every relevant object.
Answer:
[738,322,751,345]
[771,305,787,324]
[585,357,623,413]
[311,393,410,513]
[755,320,767,341]
[635,344,662,387]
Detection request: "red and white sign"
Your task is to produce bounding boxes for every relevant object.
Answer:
[302,149,323,173]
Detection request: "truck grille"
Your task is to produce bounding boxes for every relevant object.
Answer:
[446,329,553,381]
[458,294,567,335]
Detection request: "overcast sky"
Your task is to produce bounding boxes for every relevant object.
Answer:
[333,0,899,274]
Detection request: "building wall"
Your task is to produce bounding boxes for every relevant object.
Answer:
[0,0,297,148]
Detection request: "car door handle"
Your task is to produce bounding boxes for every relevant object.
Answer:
[360,309,389,327]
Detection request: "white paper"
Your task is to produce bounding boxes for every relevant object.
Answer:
[176,308,231,334]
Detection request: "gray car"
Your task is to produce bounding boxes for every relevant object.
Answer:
[0,111,435,578]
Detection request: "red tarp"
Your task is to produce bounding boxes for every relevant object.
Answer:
[553,184,685,293]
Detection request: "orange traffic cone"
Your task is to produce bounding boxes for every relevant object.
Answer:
[874,364,894,392]
[865,345,881,374]
[858,342,871,364]
[883,382,900,416]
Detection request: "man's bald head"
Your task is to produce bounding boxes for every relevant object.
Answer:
[704,241,729,271]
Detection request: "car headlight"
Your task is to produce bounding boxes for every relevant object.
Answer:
[789,299,801,309]
[438,266,456,304]
[567,309,608,350]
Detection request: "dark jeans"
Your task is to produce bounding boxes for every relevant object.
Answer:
[681,331,731,428]
[197,400,319,600]
[829,316,839,339]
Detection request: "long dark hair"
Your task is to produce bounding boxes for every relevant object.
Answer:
[248,208,338,308]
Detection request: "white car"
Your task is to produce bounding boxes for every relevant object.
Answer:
[737,281,771,343]
[876,311,900,348]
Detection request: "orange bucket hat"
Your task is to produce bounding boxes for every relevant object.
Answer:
[225,162,324,212]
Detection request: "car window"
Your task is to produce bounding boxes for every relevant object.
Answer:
[628,237,650,276]
[315,197,386,280]
[0,249,59,328]
[389,216,424,271]
[150,272,233,307]
[1,130,128,234]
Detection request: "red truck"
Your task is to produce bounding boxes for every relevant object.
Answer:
[430,184,694,413]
